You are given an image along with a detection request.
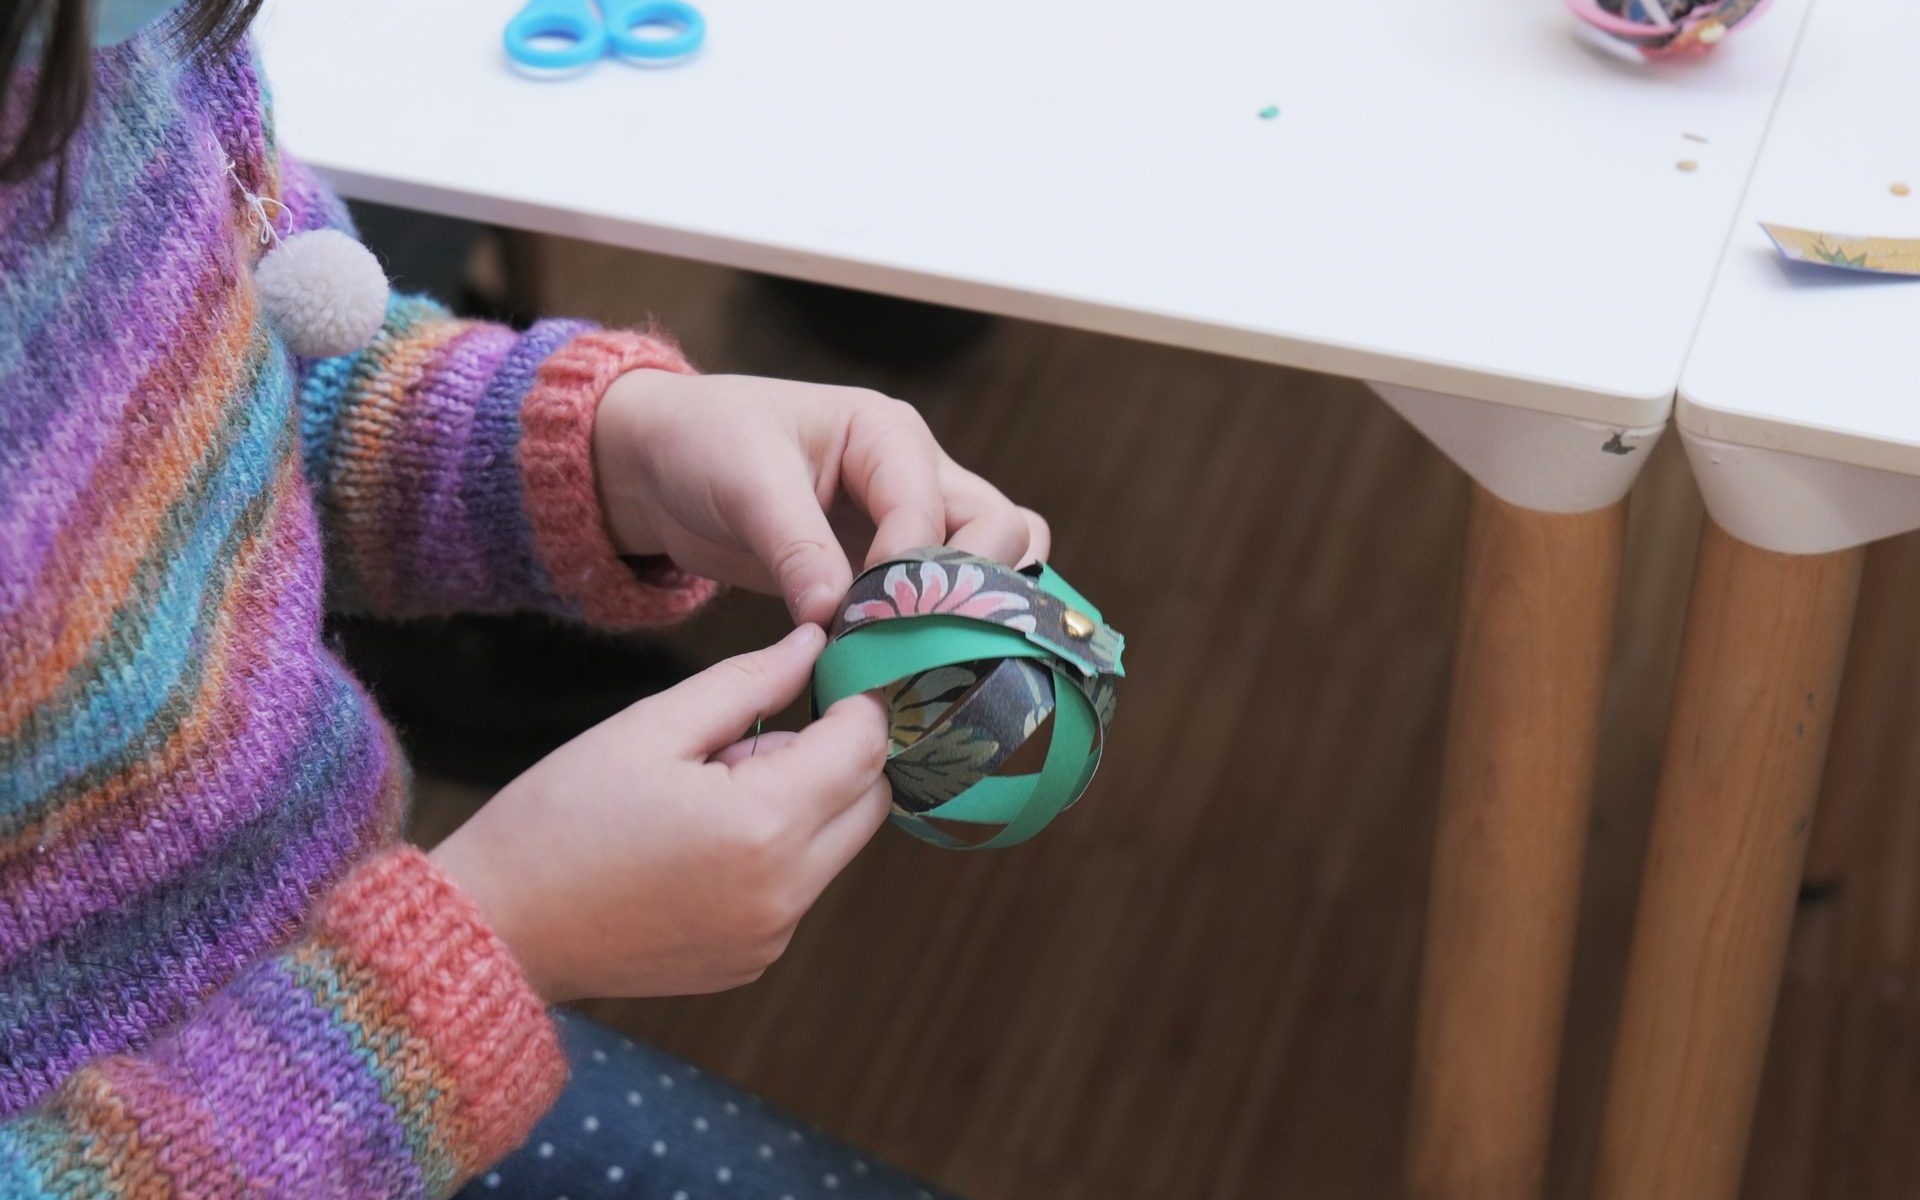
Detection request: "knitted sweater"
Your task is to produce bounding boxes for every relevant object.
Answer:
[0,27,715,1198]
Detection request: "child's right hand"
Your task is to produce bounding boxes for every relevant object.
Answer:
[429,623,891,1003]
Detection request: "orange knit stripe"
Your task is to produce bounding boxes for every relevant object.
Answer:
[54,1062,234,1200]
[88,1055,255,1198]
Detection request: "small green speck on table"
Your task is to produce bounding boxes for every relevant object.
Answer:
[1258,105,1280,120]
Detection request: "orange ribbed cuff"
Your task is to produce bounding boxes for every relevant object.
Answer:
[311,845,569,1172]
[519,328,718,628]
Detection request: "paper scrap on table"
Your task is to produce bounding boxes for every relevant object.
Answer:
[1761,223,1920,277]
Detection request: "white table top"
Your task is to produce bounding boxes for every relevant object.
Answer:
[257,0,1809,428]
[1680,0,1920,477]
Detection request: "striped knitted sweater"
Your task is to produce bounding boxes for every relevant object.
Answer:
[0,26,715,1198]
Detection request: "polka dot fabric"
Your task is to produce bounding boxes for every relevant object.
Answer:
[454,1014,958,1200]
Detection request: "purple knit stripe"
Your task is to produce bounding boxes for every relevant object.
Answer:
[0,82,102,263]
[388,321,517,611]
[0,32,253,445]
[0,134,53,237]
[275,153,356,239]
[461,317,596,609]
[0,40,171,282]
[0,37,262,555]
[151,956,426,1199]
[0,495,328,967]
[0,133,238,618]
[0,36,211,451]
[0,25,196,227]
[194,44,272,211]
[0,701,397,1115]
[0,158,235,471]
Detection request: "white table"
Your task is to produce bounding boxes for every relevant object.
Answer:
[257,0,1806,430]
[1681,0,1920,554]
[255,5,1814,1197]
[1587,2,1920,1197]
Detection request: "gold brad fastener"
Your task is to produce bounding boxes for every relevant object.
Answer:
[1062,609,1096,640]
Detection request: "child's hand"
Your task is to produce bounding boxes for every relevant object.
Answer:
[429,624,890,1003]
[593,370,1051,625]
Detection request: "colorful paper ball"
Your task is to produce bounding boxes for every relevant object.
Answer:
[812,549,1125,850]
[1566,0,1771,57]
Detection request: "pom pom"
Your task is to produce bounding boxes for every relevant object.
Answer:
[254,229,390,358]
[811,549,1125,850]
[1567,0,1771,57]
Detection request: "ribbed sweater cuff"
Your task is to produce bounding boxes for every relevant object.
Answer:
[311,845,569,1172]
[519,328,719,628]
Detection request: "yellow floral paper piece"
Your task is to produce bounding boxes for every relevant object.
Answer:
[1761,223,1920,277]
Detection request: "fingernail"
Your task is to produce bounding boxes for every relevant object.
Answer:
[782,623,823,649]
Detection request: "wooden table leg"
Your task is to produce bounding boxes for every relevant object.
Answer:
[1803,534,1917,894]
[1408,485,1627,1200]
[1592,520,1863,1200]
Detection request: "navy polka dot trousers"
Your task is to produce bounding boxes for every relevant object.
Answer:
[455,1011,960,1200]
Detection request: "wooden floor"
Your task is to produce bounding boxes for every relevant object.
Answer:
[410,236,1920,1199]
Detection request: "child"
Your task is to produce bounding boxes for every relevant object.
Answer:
[0,1,1048,1195]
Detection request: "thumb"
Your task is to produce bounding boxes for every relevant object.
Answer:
[730,690,892,830]
[635,624,824,756]
[709,729,799,767]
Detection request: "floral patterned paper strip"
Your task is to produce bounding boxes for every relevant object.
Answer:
[1761,223,1920,277]
[836,548,1123,680]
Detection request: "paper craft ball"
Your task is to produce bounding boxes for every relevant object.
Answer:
[811,549,1125,850]
[1566,0,1771,57]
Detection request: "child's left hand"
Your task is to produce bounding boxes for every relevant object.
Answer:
[593,369,1050,626]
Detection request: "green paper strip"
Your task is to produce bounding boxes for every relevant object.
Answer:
[1033,565,1102,622]
[815,622,1098,849]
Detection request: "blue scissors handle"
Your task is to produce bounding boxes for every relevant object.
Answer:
[504,0,610,73]
[601,0,706,62]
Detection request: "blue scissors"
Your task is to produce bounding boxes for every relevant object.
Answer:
[505,0,706,75]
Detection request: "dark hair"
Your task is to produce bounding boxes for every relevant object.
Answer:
[1,0,260,184]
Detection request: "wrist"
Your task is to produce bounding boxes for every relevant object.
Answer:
[429,827,569,1004]
[593,367,685,558]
